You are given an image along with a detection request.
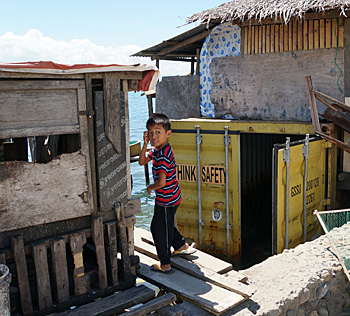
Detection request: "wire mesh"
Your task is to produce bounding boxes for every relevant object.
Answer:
[316,209,350,280]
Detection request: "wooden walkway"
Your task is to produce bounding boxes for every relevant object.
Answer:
[134,227,255,315]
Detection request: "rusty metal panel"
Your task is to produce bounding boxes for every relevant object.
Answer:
[95,91,128,210]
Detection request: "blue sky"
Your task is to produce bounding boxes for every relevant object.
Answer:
[0,1,226,75]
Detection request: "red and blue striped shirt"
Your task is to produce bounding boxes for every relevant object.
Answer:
[148,143,181,206]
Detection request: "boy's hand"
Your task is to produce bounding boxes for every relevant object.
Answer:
[147,185,152,195]
[143,131,149,145]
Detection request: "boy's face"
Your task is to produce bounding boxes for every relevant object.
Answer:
[147,124,171,150]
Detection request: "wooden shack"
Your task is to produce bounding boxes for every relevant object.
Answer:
[0,61,159,315]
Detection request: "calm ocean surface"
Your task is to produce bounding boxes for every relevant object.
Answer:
[128,92,155,231]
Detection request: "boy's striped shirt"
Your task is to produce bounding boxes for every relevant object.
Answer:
[148,143,181,206]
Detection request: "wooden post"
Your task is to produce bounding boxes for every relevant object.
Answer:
[147,95,154,116]
[12,236,33,315]
[191,57,195,75]
[115,202,132,281]
[196,48,200,76]
[50,238,69,303]
[105,222,119,286]
[70,233,90,296]
[32,243,53,310]
[92,216,108,290]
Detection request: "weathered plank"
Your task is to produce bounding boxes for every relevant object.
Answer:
[12,236,33,315]
[0,152,90,233]
[135,227,233,274]
[120,293,177,316]
[137,252,245,315]
[92,216,108,290]
[211,48,344,121]
[70,233,90,296]
[0,80,82,138]
[58,284,155,316]
[82,74,97,213]
[134,232,254,298]
[0,252,5,264]
[50,238,70,303]
[115,203,132,280]
[105,222,119,286]
[124,198,141,217]
[127,224,136,275]
[32,242,53,310]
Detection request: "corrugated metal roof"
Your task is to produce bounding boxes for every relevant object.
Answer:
[132,21,221,60]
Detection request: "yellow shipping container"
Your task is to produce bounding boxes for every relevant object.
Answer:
[170,118,336,267]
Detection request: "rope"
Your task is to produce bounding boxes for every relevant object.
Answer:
[334,13,343,94]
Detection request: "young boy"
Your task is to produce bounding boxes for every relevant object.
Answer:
[139,113,195,274]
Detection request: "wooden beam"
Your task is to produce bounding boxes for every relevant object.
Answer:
[156,30,211,57]
[83,74,97,213]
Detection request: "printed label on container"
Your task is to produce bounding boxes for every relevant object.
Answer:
[176,164,226,185]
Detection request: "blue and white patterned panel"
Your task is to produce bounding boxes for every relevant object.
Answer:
[199,23,241,118]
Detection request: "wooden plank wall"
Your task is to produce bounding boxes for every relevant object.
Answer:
[243,17,344,55]
[2,216,136,315]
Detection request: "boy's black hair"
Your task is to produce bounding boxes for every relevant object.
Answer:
[146,113,171,131]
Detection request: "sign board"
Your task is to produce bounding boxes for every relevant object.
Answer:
[95,91,128,210]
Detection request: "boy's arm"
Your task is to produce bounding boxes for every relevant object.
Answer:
[147,171,166,195]
[139,131,151,166]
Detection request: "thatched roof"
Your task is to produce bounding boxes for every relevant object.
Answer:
[186,0,350,24]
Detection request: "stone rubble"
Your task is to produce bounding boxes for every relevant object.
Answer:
[176,225,350,316]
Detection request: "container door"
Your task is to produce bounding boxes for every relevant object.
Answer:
[170,127,241,259]
[272,137,329,254]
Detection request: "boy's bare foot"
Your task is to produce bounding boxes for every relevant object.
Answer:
[160,263,172,271]
[174,243,189,253]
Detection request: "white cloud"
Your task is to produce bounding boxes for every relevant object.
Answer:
[0,29,190,77]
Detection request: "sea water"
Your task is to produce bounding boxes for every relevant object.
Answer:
[128,92,155,231]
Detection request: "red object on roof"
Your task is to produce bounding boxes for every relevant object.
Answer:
[0,61,159,93]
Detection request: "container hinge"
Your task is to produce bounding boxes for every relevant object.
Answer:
[322,198,331,206]
[303,134,309,157]
[226,224,232,229]
[283,137,291,162]
[199,220,205,226]
[79,110,95,118]
[196,134,203,145]
[224,135,231,145]
[283,148,290,162]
